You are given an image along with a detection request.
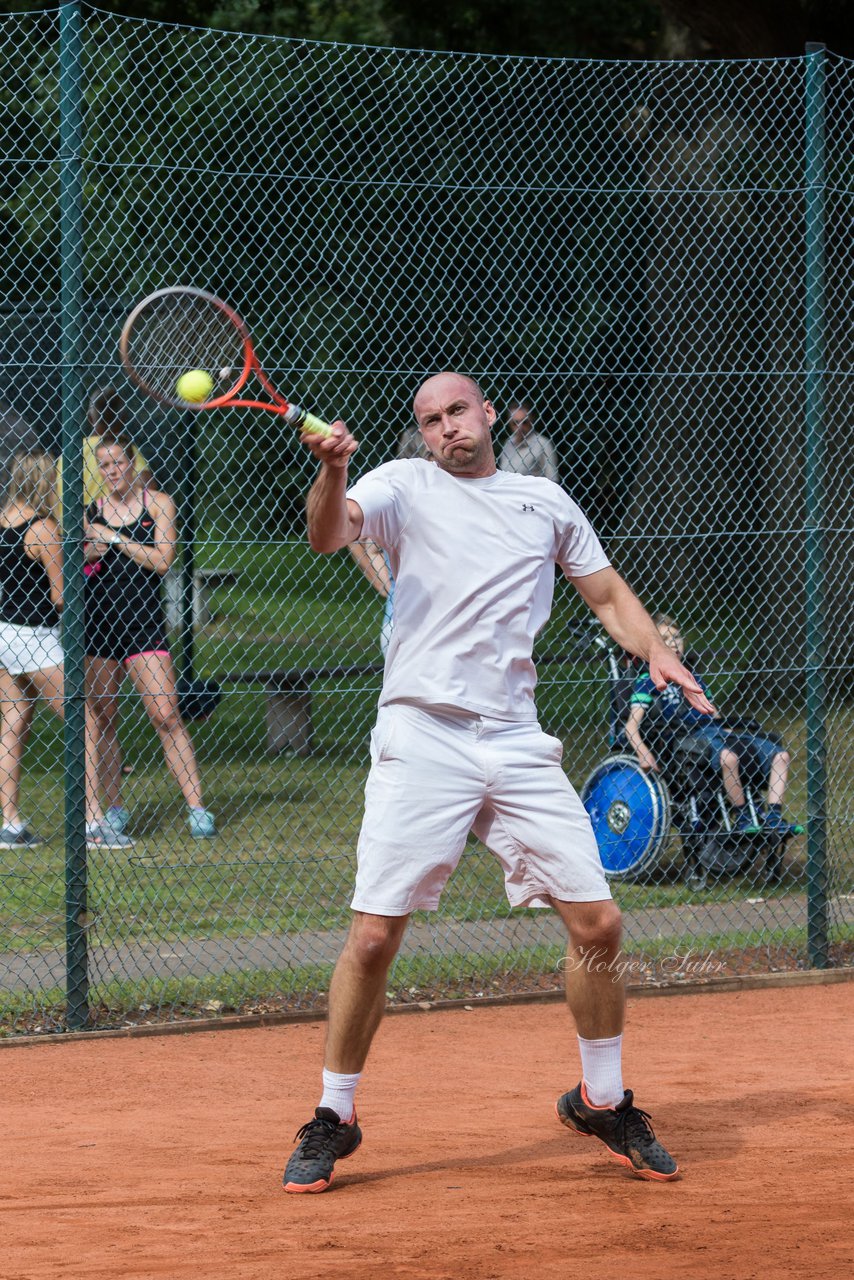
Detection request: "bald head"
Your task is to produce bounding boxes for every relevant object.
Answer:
[413,372,485,417]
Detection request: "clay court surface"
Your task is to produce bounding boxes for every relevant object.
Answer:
[3,982,852,1280]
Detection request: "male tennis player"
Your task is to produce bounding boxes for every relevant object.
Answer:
[284,372,714,1192]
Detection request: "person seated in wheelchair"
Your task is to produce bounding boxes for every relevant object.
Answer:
[623,613,797,836]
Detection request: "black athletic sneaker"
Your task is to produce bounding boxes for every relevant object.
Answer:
[556,1083,678,1181]
[282,1107,362,1194]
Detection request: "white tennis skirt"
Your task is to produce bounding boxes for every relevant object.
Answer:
[0,621,64,675]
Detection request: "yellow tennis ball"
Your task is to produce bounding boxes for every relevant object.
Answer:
[175,369,214,403]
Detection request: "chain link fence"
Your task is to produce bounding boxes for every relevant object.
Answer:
[0,4,851,1034]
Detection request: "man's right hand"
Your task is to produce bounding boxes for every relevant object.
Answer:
[300,420,359,468]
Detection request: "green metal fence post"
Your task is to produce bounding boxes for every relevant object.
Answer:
[59,0,90,1027]
[180,411,198,684]
[804,42,828,969]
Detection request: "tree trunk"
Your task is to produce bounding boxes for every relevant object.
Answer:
[620,101,769,608]
[619,57,853,711]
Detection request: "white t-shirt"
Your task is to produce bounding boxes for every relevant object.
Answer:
[347,460,610,721]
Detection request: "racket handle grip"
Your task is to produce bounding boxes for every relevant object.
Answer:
[285,404,332,437]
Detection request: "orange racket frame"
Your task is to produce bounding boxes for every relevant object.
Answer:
[119,285,331,435]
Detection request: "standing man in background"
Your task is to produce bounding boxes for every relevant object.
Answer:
[394,422,432,461]
[499,401,559,482]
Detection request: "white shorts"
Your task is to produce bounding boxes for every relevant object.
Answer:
[352,702,611,915]
[0,621,64,676]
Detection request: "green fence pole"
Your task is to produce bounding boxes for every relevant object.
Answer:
[180,412,198,684]
[59,0,90,1027]
[804,42,828,969]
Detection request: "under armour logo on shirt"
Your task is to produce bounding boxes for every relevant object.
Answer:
[521,504,535,512]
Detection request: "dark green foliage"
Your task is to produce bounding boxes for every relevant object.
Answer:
[0,0,663,56]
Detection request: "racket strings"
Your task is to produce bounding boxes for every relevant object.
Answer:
[124,295,244,403]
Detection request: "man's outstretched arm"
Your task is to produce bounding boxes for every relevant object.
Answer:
[302,420,363,553]
[571,566,716,715]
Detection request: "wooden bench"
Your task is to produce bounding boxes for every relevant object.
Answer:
[219,662,385,757]
[164,568,239,631]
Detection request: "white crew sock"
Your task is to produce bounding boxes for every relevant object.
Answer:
[319,1068,361,1123]
[2,819,25,834]
[577,1033,624,1108]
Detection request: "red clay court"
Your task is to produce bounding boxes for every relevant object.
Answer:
[3,980,852,1280]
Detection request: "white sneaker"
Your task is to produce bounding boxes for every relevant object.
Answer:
[87,821,134,849]
[105,805,130,835]
[188,808,216,838]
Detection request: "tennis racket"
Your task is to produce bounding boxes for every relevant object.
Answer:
[119,285,332,435]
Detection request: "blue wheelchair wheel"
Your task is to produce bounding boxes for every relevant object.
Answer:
[581,754,672,880]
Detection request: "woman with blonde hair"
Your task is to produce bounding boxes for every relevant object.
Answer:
[0,450,66,847]
[83,427,215,839]
[54,385,153,521]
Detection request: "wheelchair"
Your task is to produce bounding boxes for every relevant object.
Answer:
[574,626,798,885]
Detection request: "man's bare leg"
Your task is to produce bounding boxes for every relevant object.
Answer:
[550,896,679,1181]
[283,911,410,1193]
[551,897,624,1038]
[324,910,410,1072]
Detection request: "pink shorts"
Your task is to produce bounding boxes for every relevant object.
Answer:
[352,703,611,916]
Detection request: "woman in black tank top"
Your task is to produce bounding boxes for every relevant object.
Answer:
[0,448,151,849]
[0,450,65,847]
[84,429,215,840]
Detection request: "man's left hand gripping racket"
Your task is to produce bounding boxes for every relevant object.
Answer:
[119,285,332,436]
